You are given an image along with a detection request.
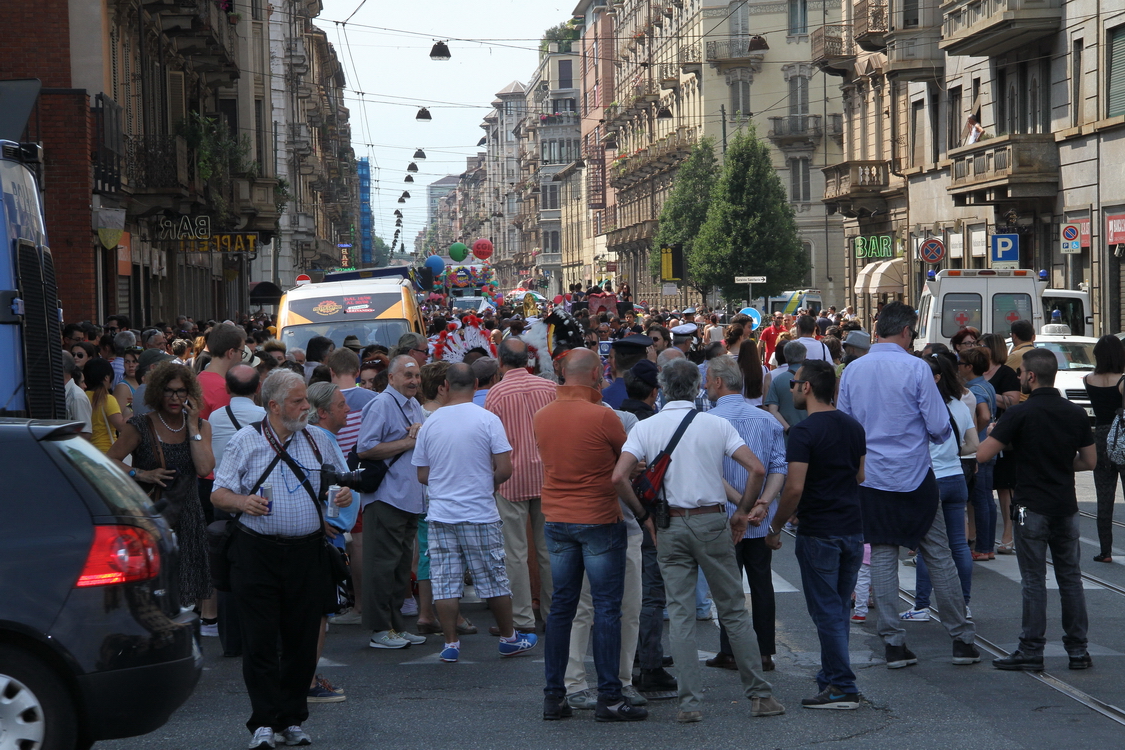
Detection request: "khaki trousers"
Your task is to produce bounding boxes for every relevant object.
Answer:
[495,493,552,631]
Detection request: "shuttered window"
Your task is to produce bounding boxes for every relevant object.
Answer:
[1109,26,1125,118]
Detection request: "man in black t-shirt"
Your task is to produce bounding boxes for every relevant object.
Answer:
[764,361,866,709]
[978,348,1096,672]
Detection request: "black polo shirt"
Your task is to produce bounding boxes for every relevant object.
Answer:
[989,387,1094,516]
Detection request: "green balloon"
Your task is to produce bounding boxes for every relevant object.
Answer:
[449,242,468,262]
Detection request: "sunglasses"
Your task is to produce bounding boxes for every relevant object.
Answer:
[789,378,807,389]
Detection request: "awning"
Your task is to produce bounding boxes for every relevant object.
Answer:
[868,258,906,294]
[249,281,284,305]
[853,262,880,295]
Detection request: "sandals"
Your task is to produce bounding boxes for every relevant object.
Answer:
[456,618,478,635]
[996,542,1015,555]
[971,551,993,562]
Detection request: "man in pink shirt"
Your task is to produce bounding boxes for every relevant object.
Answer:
[484,338,558,634]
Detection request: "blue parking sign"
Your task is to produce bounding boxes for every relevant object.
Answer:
[991,234,1019,264]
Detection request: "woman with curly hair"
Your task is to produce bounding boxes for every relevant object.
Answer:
[108,362,215,606]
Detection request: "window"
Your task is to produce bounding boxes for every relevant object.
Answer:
[991,293,1033,337]
[558,60,573,89]
[731,79,751,118]
[941,293,982,338]
[1043,295,1086,336]
[1072,39,1084,126]
[947,86,962,150]
[788,0,807,35]
[1109,26,1125,118]
[911,99,925,167]
[902,0,919,28]
[542,183,560,210]
[789,75,809,116]
[789,157,810,202]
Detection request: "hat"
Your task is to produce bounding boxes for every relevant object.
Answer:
[138,347,174,372]
[241,345,262,368]
[843,331,871,350]
[630,359,659,389]
[671,323,697,337]
[682,307,697,315]
[612,333,652,350]
[342,335,362,352]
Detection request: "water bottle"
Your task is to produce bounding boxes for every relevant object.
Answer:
[260,482,273,516]
[325,485,341,518]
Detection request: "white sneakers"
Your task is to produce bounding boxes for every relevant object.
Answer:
[249,727,276,749]
[329,609,362,626]
[397,630,426,645]
[899,608,931,622]
[368,629,427,649]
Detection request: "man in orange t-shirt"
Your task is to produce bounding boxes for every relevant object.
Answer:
[758,313,786,367]
[534,348,652,723]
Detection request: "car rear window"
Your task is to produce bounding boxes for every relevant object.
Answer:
[991,293,1033,337]
[941,293,982,338]
[50,437,154,517]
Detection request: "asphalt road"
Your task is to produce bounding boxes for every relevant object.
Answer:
[103,473,1125,750]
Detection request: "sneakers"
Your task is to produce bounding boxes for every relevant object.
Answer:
[750,695,786,717]
[902,553,917,567]
[277,726,311,746]
[249,727,276,749]
[801,688,860,710]
[622,685,648,706]
[369,630,410,649]
[543,696,573,720]
[396,630,427,646]
[965,605,972,620]
[952,640,981,665]
[635,667,678,691]
[440,642,460,663]
[200,620,218,637]
[899,608,930,622]
[306,683,345,703]
[676,710,703,723]
[992,650,1044,671]
[498,631,538,657]
[329,609,362,625]
[850,613,867,623]
[315,675,343,695]
[1069,651,1093,670]
[885,643,918,669]
[595,698,649,722]
[566,688,597,710]
[400,597,419,616]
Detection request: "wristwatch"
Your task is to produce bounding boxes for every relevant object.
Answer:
[128,469,137,478]
[188,433,203,442]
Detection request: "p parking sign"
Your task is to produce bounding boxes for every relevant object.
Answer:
[1060,223,1082,255]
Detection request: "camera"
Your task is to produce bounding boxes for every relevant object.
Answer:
[321,463,365,489]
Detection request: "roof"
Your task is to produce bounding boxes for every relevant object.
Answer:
[430,175,460,187]
[496,80,526,96]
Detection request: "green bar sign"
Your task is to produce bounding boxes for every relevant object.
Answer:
[854,235,894,259]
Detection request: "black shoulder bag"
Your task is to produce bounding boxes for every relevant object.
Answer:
[206,447,283,592]
[347,397,413,494]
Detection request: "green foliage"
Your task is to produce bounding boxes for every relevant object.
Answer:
[540,20,581,54]
[176,112,255,229]
[691,127,808,300]
[373,235,391,267]
[650,138,719,291]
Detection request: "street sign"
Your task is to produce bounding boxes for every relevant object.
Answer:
[661,282,678,296]
[735,276,767,284]
[295,274,312,286]
[1060,223,1082,254]
[743,307,762,330]
[918,237,945,264]
[990,233,1019,269]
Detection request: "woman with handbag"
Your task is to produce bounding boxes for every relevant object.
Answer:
[84,358,125,454]
[108,362,215,606]
[1084,335,1125,563]
[903,354,978,621]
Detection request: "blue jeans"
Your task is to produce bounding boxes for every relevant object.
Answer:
[1014,509,1088,656]
[970,459,996,553]
[543,521,626,701]
[794,533,864,693]
[916,475,973,609]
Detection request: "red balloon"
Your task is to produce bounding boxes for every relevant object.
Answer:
[472,238,494,260]
[553,295,564,304]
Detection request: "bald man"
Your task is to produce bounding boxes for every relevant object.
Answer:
[534,347,651,722]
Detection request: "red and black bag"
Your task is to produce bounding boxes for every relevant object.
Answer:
[631,410,698,509]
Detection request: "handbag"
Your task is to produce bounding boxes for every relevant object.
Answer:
[946,405,976,491]
[631,410,698,510]
[346,397,413,494]
[143,414,193,531]
[1106,376,1125,465]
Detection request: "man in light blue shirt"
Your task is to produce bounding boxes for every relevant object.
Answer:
[355,355,427,649]
[705,356,788,673]
[471,356,500,407]
[837,302,977,671]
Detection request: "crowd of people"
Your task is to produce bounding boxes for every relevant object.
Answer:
[57,298,1111,747]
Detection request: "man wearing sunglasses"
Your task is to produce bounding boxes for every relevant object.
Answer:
[838,301,979,671]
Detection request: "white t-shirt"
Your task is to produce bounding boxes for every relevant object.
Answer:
[412,402,512,524]
[797,336,833,362]
[65,378,93,433]
[930,397,974,479]
[621,401,746,508]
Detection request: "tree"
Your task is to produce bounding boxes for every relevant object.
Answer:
[650,137,719,297]
[540,21,581,54]
[373,235,391,267]
[691,126,808,301]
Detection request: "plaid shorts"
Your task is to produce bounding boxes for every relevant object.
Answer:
[428,520,510,601]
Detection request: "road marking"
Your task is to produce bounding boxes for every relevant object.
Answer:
[1079,536,1125,566]
[899,556,1104,591]
[993,642,1123,658]
[402,652,478,665]
[316,657,347,668]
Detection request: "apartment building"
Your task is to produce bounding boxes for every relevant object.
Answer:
[481,82,527,289]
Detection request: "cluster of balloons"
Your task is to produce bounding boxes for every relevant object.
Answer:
[422,238,499,302]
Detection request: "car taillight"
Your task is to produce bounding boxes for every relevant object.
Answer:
[76,525,161,588]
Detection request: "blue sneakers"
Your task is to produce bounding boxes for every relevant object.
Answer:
[498,631,538,657]
[440,642,460,663]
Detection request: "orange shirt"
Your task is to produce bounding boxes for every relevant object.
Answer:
[533,385,626,525]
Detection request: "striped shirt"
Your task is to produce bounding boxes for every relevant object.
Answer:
[214,421,341,538]
[484,368,557,501]
[338,386,377,457]
[709,394,788,540]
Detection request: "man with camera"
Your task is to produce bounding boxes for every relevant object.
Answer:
[211,369,353,749]
[411,363,535,663]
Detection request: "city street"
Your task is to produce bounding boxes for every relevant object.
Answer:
[105,474,1125,750]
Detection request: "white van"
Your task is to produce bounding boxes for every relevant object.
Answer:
[915,269,1092,352]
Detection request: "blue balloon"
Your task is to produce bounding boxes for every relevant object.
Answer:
[424,255,445,275]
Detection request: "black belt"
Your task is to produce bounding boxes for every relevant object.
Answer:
[668,504,724,518]
[236,524,322,545]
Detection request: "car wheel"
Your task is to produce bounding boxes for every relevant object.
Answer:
[0,644,77,750]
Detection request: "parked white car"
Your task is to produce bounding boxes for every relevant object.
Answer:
[1030,334,1098,420]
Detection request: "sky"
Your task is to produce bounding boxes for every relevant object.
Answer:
[319,0,575,257]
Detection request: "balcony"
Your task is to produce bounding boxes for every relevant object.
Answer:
[854,0,889,50]
[289,123,313,157]
[658,62,681,89]
[234,176,281,234]
[288,39,309,75]
[822,160,892,202]
[537,112,581,128]
[677,43,703,75]
[705,36,769,70]
[886,27,944,81]
[631,80,660,107]
[947,133,1059,203]
[586,155,606,209]
[609,127,696,189]
[93,94,124,195]
[159,0,239,80]
[826,113,844,139]
[811,24,855,77]
[940,0,1062,57]
[767,115,823,146]
[125,135,189,192]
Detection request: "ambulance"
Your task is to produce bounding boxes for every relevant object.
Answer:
[914,269,1092,352]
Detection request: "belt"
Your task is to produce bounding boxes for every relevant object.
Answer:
[668,504,724,518]
[236,524,323,545]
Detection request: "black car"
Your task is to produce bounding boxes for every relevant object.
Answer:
[0,419,201,749]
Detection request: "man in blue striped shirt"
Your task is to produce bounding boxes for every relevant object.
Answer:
[703,356,788,673]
